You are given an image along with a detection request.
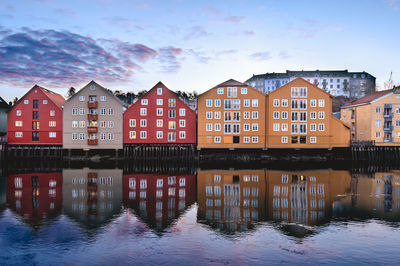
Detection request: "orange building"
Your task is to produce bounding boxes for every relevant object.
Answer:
[267,78,350,148]
[197,79,266,149]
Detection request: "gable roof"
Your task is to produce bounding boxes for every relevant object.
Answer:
[199,78,265,98]
[268,77,333,98]
[343,89,393,108]
[0,96,9,109]
[63,80,127,107]
[8,85,65,112]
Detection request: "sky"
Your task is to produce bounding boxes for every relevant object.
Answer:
[0,0,400,102]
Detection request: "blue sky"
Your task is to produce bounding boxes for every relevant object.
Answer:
[0,0,399,102]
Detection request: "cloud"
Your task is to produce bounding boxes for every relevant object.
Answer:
[220,15,245,23]
[243,30,254,37]
[386,0,400,10]
[53,8,76,17]
[184,26,208,40]
[216,49,238,57]
[287,19,343,39]
[102,16,144,31]
[0,28,185,86]
[279,52,291,59]
[187,49,211,63]
[250,52,272,61]
[202,6,222,17]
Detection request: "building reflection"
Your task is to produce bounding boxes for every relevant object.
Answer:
[123,173,196,232]
[197,170,267,233]
[62,168,123,227]
[6,172,63,226]
[335,171,400,221]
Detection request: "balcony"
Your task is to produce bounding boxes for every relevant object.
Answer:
[87,139,98,145]
[88,172,98,179]
[88,101,98,108]
[383,125,393,131]
[87,126,98,133]
[87,114,98,120]
[384,137,393,143]
[383,112,393,118]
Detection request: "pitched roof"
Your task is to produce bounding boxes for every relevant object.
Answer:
[0,96,9,109]
[344,89,393,107]
[216,79,248,87]
[268,77,333,98]
[40,87,65,108]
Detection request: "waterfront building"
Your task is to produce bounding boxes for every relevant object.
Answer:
[197,169,267,232]
[266,169,351,226]
[123,82,196,147]
[340,86,400,145]
[0,97,10,138]
[63,81,126,150]
[123,173,196,231]
[246,70,376,98]
[197,79,266,149]
[7,85,65,145]
[62,168,123,226]
[6,172,63,225]
[267,78,350,148]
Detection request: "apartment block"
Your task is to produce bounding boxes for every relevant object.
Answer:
[197,79,266,149]
[267,78,350,148]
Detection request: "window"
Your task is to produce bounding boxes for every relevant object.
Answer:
[318,99,325,107]
[375,131,381,138]
[43,100,47,104]
[310,123,316,131]
[179,120,185,127]
[291,99,298,110]
[215,99,221,107]
[15,132,23,138]
[140,131,147,139]
[252,136,258,143]
[157,99,163,105]
[157,87,162,95]
[156,131,163,139]
[108,121,114,128]
[300,87,307,97]
[157,108,163,116]
[291,124,298,134]
[206,123,213,131]
[79,95,85,101]
[273,111,279,119]
[206,111,212,119]
[281,136,288,143]
[214,111,221,119]
[140,108,147,116]
[140,119,147,127]
[318,111,325,119]
[244,111,250,119]
[299,100,307,109]
[129,119,136,127]
[282,99,288,107]
[318,123,325,131]
[79,108,85,115]
[244,99,250,107]
[99,95,106,101]
[375,107,381,114]
[244,123,250,131]
[32,121,40,130]
[169,121,176,129]
[129,131,136,139]
[244,136,250,143]
[50,110,55,116]
[72,121,78,128]
[49,121,56,127]
[227,87,237,97]
[100,108,106,115]
[273,123,280,131]
[214,136,221,143]
[168,98,176,107]
[291,112,298,122]
[24,100,29,104]
[108,133,114,140]
[310,137,317,143]
[291,87,299,97]
[252,99,258,107]
[157,119,163,127]
[281,123,288,131]
[241,87,247,94]
[396,120,400,127]
[100,133,106,140]
[32,111,39,119]
[79,121,85,128]
[206,99,212,107]
[100,121,106,128]
[16,110,21,116]
[169,109,176,118]
[179,131,186,139]
[252,123,258,131]
[72,133,78,140]
[108,108,114,115]
[178,108,185,116]
[215,123,221,131]
[90,84,95,90]
[300,112,307,121]
[33,100,39,109]
[310,99,316,107]
[217,88,224,94]
[224,124,231,133]
[375,120,382,127]
[72,108,78,115]
[282,111,288,119]
[310,112,316,119]
[168,132,176,142]
[300,124,307,134]
[273,99,280,107]
[79,133,85,140]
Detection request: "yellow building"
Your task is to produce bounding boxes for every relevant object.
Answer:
[266,169,351,225]
[197,169,267,232]
[267,78,350,148]
[341,87,400,145]
[197,79,266,149]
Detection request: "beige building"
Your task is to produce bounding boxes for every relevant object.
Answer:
[341,87,400,145]
[62,168,123,225]
[63,81,126,150]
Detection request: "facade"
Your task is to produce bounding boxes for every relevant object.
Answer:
[7,85,65,145]
[197,79,266,149]
[63,81,126,150]
[6,172,63,225]
[341,87,400,145]
[197,169,267,232]
[62,168,123,226]
[246,70,376,98]
[0,96,9,137]
[267,78,350,148]
[123,82,196,145]
[123,173,196,231]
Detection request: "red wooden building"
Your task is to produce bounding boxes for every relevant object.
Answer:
[7,85,65,145]
[6,172,63,226]
[122,173,196,231]
[123,82,196,145]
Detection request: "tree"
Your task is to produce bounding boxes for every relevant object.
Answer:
[67,87,76,98]
[12,97,18,105]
